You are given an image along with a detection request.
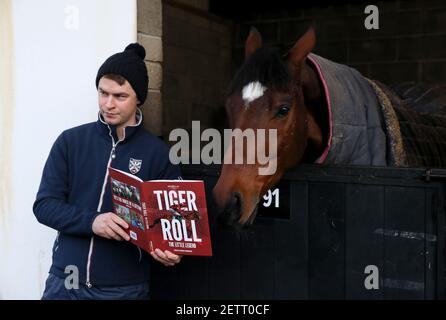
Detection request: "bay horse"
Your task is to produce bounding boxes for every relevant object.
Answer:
[213,27,446,227]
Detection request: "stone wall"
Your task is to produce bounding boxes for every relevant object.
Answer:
[137,0,164,136]
[162,0,232,138]
[231,0,446,85]
[138,0,446,135]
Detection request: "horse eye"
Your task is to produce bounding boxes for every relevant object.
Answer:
[275,105,290,118]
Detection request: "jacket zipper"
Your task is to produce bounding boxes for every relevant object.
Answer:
[86,110,142,288]
[85,130,121,288]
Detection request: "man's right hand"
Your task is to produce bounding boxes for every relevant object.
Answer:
[92,212,130,241]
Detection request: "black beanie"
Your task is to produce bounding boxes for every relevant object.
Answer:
[95,43,149,105]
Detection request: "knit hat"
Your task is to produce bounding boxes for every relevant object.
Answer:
[95,43,149,105]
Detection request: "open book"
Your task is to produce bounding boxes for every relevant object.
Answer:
[108,167,212,256]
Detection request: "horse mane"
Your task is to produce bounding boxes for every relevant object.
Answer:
[228,47,292,95]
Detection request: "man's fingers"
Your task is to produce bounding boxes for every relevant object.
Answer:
[105,226,123,241]
[150,251,174,266]
[150,251,165,264]
[154,248,167,260]
[111,214,129,229]
[93,213,129,241]
[164,250,181,263]
[152,249,181,266]
[108,221,130,241]
[150,251,160,262]
[100,231,112,240]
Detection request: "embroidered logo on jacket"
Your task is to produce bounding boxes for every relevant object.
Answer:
[129,158,142,174]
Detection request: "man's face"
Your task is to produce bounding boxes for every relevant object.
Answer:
[98,77,139,128]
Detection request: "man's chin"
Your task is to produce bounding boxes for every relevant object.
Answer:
[103,115,120,125]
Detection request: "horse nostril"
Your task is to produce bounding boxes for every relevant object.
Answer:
[218,192,243,226]
[231,192,241,210]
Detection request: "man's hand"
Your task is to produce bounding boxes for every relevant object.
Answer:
[92,212,130,241]
[150,248,182,266]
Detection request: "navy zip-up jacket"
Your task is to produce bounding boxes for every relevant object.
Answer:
[33,110,181,287]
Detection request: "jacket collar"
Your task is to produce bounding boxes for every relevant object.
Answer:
[96,108,143,143]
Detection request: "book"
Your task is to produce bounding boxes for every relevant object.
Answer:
[108,167,212,256]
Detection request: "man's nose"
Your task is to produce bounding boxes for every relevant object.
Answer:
[104,96,116,109]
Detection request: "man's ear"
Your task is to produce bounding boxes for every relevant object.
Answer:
[287,27,316,73]
[245,27,263,59]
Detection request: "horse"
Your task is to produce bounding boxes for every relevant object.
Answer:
[212,27,446,227]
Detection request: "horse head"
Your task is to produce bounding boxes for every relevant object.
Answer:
[213,27,327,227]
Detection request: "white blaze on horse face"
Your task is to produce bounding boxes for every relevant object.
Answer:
[242,81,267,108]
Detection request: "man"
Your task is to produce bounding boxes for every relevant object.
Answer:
[34,43,181,299]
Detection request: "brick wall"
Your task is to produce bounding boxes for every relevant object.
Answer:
[137,0,446,136]
[232,0,446,85]
[137,0,164,136]
[173,0,209,11]
[162,0,232,137]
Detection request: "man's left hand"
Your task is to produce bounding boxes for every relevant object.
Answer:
[150,248,182,266]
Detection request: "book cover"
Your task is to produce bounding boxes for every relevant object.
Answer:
[108,167,212,256]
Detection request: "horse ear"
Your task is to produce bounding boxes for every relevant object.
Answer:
[287,27,316,68]
[245,27,263,59]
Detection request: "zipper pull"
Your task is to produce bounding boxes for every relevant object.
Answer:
[86,281,92,288]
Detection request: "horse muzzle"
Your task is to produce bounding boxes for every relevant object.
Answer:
[214,191,243,226]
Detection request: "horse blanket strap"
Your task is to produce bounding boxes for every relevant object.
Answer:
[365,78,408,167]
[367,80,446,168]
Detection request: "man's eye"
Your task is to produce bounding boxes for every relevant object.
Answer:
[275,104,290,118]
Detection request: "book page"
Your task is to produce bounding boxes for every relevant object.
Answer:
[109,167,150,251]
